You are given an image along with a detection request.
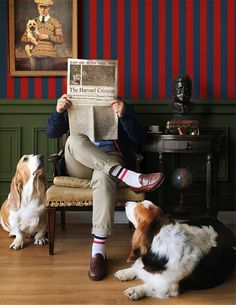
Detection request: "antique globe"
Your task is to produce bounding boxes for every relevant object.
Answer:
[171,168,194,213]
[171,167,193,191]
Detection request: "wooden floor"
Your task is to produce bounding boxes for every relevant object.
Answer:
[0,223,235,305]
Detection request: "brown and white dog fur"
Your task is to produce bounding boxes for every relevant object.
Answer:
[0,154,48,250]
[22,19,39,57]
[115,200,236,300]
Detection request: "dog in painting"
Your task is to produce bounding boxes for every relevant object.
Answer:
[22,19,39,57]
[115,200,236,300]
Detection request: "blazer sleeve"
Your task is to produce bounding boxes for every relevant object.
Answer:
[118,104,146,143]
[45,110,69,138]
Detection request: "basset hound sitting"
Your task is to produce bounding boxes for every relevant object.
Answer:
[115,200,236,300]
[0,154,48,250]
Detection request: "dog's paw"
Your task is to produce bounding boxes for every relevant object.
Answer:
[114,268,136,281]
[124,287,143,301]
[34,236,48,246]
[114,270,129,281]
[9,239,24,250]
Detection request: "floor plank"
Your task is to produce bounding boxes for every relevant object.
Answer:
[0,223,235,305]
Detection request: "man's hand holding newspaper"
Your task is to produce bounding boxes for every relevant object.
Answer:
[56,94,72,113]
[57,94,125,118]
[111,99,125,118]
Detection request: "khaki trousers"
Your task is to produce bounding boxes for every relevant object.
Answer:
[65,134,124,236]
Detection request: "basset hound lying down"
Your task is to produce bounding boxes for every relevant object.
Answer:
[115,200,236,300]
[0,154,48,250]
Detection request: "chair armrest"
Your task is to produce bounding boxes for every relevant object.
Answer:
[48,148,65,177]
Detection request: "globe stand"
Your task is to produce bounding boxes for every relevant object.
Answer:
[173,192,189,213]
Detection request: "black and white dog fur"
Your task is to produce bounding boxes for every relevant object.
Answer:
[115,200,236,300]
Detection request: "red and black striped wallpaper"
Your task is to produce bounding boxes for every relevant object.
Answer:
[0,0,235,100]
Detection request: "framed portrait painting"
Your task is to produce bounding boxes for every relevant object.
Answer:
[9,0,78,76]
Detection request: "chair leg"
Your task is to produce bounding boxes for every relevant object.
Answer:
[61,209,66,230]
[47,208,56,255]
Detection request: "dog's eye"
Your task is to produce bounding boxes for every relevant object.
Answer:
[23,156,28,162]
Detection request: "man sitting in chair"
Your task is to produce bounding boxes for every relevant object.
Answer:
[46,94,164,281]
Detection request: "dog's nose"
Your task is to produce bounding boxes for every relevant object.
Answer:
[37,155,44,161]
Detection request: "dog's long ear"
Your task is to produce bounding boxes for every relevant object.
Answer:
[127,203,173,264]
[35,168,47,195]
[127,217,159,264]
[127,221,148,263]
[8,173,23,211]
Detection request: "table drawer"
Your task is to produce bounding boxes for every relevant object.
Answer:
[144,134,223,153]
[158,140,211,152]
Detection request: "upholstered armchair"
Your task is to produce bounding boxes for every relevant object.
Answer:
[46,135,145,255]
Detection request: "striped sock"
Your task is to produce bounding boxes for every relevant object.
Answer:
[92,235,106,258]
[110,165,142,188]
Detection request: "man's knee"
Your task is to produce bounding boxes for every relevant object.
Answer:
[67,134,90,147]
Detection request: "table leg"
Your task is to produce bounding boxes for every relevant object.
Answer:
[206,153,212,215]
[206,153,219,216]
[158,152,164,207]
[211,155,219,216]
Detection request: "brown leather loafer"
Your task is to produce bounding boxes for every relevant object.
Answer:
[88,253,107,281]
[129,172,165,193]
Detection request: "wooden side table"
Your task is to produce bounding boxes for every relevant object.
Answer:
[143,133,224,216]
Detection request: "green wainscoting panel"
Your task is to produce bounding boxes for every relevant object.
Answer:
[0,100,59,203]
[0,99,236,211]
[0,127,21,181]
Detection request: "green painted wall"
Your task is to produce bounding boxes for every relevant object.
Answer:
[0,100,59,204]
[0,99,235,211]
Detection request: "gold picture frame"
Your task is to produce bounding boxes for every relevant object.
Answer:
[9,0,78,76]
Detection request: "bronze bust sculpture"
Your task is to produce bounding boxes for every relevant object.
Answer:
[167,75,199,135]
[171,74,193,116]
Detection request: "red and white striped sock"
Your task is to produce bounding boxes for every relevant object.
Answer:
[110,165,142,188]
[92,235,106,258]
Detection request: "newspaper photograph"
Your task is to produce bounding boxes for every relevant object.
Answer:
[67,59,118,141]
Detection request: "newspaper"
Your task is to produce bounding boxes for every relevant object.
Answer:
[67,59,118,141]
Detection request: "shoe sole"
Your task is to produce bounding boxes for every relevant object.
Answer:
[88,270,107,281]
